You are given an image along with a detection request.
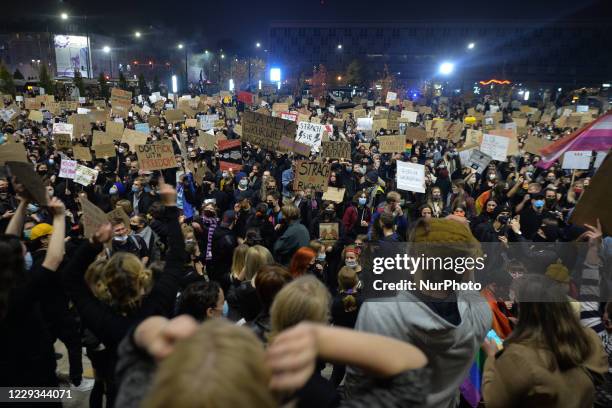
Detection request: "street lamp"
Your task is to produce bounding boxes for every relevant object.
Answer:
[103,46,113,79]
[467,42,475,50]
[103,46,110,53]
[60,12,68,20]
[337,75,342,81]
[337,44,342,49]
[220,54,225,59]
[204,50,209,55]
[439,62,454,75]
[135,31,141,38]
[177,44,187,92]
[178,43,184,49]
[256,42,261,48]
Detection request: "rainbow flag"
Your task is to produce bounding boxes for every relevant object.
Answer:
[460,349,486,407]
[405,142,413,155]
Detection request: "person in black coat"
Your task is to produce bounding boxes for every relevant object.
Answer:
[127,177,155,216]
[207,211,238,292]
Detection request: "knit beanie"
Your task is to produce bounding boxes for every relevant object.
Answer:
[545,262,570,283]
[411,218,479,245]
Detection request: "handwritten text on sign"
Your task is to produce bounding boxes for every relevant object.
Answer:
[242,111,297,151]
[296,121,325,151]
[136,141,178,171]
[293,161,331,192]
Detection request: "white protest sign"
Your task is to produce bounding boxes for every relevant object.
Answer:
[74,165,99,186]
[401,110,418,123]
[386,92,397,103]
[576,105,589,113]
[78,97,86,104]
[141,105,151,114]
[53,123,74,138]
[0,108,18,122]
[296,121,325,151]
[199,114,218,131]
[357,117,373,131]
[16,96,24,102]
[59,159,77,179]
[562,151,592,170]
[396,161,425,193]
[480,133,510,161]
[77,107,90,114]
[467,150,492,174]
[594,151,609,168]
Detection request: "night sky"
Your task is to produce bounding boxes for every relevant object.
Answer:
[1,0,610,51]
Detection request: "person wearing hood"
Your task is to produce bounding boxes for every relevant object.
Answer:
[517,192,547,240]
[346,217,491,408]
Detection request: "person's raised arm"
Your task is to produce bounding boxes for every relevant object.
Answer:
[5,196,28,236]
[266,322,427,392]
[42,197,66,271]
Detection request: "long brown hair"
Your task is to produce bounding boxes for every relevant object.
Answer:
[506,274,592,371]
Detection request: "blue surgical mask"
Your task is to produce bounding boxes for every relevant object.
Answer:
[23,229,32,240]
[27,204,39,213]
[534,199,545,209]
[345,260,357,268]
[222,300,229,317]
[358,197,367,206]
[24,252,33,271]
[48,159,54,165]
[109,186,118,195]
[316,254,326,262]
[114,235,128,243]
[132,186,139,193]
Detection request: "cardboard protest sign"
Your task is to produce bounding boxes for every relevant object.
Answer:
[396,161,425,193]
[92,130,113,146]
[73,145,92,162]
[465,129,483,147]
[217,139,242,171]
[122,128,149,151]
[68,114,92,137]
[322,187,345,203]
[353,109,367,119]
[25,98,38,110]
[0,142,28,164]
[105,121,124,141]
[110,88,132,118]
[197,132,216,151]
[319,222,339,244]
[570,153,612,235]
[136,141,178,171]
[135,123,150,134]
[94,143,116,159]
[480,134,509,161]
[28,110,43,123]
[321,141,351,159]
[272,103,289,113]
[54,133,72,151]
[185,118,198,128]
[280,112,298,122]
[562,151,592,170]
[59,158,77,179]
[385,91,397,103]
[406,127,428,142]
[467,150,492,174]
[214,119,225,128]
[241,111,297,151]
[401,110,418,123]
[278,136,312,157]
[293,161,331,192]
[80,195,108,239]
[6,161,48,204]
[378,135,405,153]
[148,115,160,128]
[296,122,325,151]
[107,207,130,230]
[93,99,106,108]
[0,107,19,122]
[225,107,237,120]
[165,109,184,123]
[489,128,519,156]
[53,123,74,138]
[523,136,552,155]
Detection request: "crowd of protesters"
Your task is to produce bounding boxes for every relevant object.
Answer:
[0,83,611,408]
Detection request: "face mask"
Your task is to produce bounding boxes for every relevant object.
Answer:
[27,204,39,213]
[345,260,357,268]
[488,174,496,180]
[118,148,125,154]
[109,186,118,195]
[222,172,228,178]
[23,229,32,240]
[132,186,139,193]
[203,210,216,217]
[316,254,326,262]
[239,180,248,188]
[48,159,54,165]
[534,199,545,209]
[114,235,128,243]
[222,300,229,317]
[24,252,33,271]
[130,224,140,231]
[358,197,367,206]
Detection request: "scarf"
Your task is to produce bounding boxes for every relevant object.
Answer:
[201,215,218,260]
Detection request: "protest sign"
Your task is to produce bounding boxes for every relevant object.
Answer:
[148,115,160,128]
[214,119,225,128]
[165,109,184,123]
[594,151,609,168]
[77,107,90,115]
[467,150,492,174]
[68,114,92,137]
[197,132,216,151]
[386,91,397,103]
[322,187,346,203]
[272,103,289,113]
[218,139,242,171]
[6,161,48,204]
[53,123,73,138]
[105,121,124,141]
[293,161,331,192]
[93,99,106,108]
[0,142,28,164]
[110,88,132,118]
[135,123,150,134]
[319,223,339,244]
[199,114,218,131]
[28,110,43,123]
[225,107,237,120]
[141,105,151,115]
[296,122,325,151]
[136,141,178,171]
[80,196,108,239]
[92,130,113,146]
[122,128,149,151]
[357,117,372,131]
[480,133,509,161]
[54,133,72,150]
[562,151,592,170]
[280,112,298,122]
[88,108,109,123]
[570,154,612,235]
[278,136,311,157]
[401,110,418,123]
[185,118,198,128]
[0,107,18,122]
[237,91,255,105]
[25,98,37,110]
[241,111,297,151]
[489,128,518,156]
[73,145,92,162]
[59,158,77,179]
[523,136,552,155]
[465,129,483,147]
[378,135,405,153]
[353,109,367,119]
[321,141,351,159]
[396,161,425,193]
[94,143,116,159]
[405,127,428,142]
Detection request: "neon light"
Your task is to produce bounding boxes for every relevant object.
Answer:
[479,79,511,85]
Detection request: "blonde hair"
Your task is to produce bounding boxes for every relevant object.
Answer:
[243,245,273,281]
[231,244,249,277]
[84,259,112,304]
[104,252,152,313]
[270,275,330,338]
[116,199,133,216]
[143,319,275,408]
